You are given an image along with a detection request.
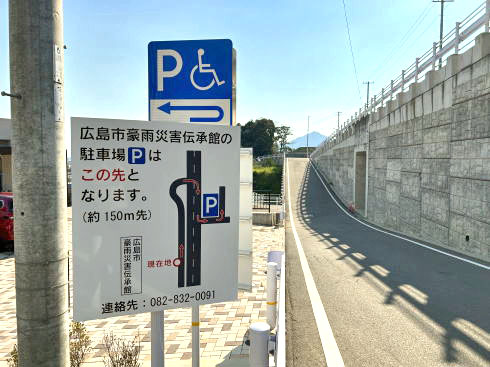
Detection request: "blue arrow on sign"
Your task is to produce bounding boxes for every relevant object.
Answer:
[158,102,224,123]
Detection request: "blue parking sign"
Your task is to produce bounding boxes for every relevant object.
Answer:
[203,193,219,218]
[128,147,146,164]
[148,39,233,125]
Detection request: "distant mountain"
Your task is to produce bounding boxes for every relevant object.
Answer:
[288,131,327,150]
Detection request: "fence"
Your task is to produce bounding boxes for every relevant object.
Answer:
[255,152,309,162]
[253,190,282,213]
[256,154,284,162]
[319,0,490,149]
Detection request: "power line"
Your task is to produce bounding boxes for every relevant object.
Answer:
[341,0,362,101]
[400,12,441,60]
[375,11,440,88]
[369,2,435,79]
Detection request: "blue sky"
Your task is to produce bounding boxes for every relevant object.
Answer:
[0,0,485,147]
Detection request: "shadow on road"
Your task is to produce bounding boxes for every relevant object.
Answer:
[293,162,490,364]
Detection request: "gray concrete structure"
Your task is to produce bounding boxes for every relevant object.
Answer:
[252,212,281,226]
[312,33,490,263]
[9,0,70,365]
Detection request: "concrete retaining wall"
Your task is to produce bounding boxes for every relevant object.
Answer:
[312,33,490,262]
[252,212,281,226]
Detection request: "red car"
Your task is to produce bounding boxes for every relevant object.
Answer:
[0,193,14,245]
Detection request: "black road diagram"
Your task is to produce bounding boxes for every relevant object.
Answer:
[169,151,230,287]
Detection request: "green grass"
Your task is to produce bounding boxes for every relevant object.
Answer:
[253,165,282,194]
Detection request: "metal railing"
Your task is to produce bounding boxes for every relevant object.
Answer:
[253,190,282,212]
[315,0,490,154]
[256,153,284,162]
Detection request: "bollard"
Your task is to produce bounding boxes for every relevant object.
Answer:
[266,262,278,329]
[267,252,283,276]
[249,322,270,367]
[192,305,200,367]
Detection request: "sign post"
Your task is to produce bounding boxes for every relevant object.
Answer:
[71,118,240,365]
[151,311,164,366]
[148,39,234,366]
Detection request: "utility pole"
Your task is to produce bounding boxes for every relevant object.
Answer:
[433,0,454,68]
[7,0,69,365]
[337,112,341,131]
[363,81,374,109]
[306,116,310,158]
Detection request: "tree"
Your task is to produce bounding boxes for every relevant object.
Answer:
[275,126,292,152]
[241,118,276,157]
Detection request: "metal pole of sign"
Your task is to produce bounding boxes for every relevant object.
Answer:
[149,89,165,367]
[66,150,71,310]
[151,312,165,366]
[192,305,200,367]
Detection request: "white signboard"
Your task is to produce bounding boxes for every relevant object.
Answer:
[72,117,240,321]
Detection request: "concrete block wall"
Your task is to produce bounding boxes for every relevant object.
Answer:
[312,33,490,262]
[315,138,355,207]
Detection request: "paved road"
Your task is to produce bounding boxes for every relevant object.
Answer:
[285,158,490,367]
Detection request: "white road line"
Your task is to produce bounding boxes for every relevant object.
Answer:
[309,161,490,271]
[287,159,345,367]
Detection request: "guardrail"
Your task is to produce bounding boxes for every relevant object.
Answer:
[317,0,490,151]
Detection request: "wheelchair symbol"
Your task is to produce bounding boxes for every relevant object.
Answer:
[190,49,226,91]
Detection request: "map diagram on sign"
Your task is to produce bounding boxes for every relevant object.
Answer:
[170,151,230,287]
[72,117,239,321]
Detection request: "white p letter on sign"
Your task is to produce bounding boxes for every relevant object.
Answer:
[157,49,183,91]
